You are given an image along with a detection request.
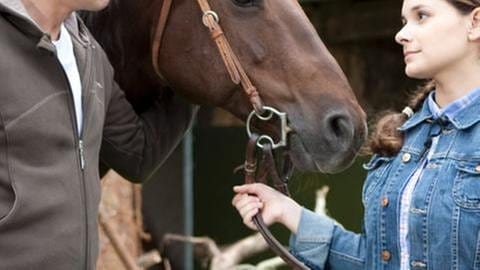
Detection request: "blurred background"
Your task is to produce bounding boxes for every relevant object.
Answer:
[96,0,421,269]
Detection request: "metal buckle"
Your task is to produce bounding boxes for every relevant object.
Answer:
[246,106,289,149]
[202,10,219,26]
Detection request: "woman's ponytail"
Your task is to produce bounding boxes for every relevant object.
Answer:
[367,81,435,156]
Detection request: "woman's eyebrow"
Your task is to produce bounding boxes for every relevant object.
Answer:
[401,4,429,20]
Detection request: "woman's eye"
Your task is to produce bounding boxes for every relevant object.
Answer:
[417,12,428,21]
[232,0,255,7]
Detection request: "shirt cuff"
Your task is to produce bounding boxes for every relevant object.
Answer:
[288,208,335,269]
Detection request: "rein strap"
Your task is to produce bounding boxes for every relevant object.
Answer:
[244,134,310,270]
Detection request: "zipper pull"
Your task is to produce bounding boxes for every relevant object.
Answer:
[79,139,85,170]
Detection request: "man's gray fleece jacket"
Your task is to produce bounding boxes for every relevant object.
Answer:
[0,1,196,269]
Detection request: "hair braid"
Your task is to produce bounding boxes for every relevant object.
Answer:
[367,81,435,156]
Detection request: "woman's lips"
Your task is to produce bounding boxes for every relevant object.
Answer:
[404,50,420,57]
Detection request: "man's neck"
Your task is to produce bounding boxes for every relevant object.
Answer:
[21,0,72,40]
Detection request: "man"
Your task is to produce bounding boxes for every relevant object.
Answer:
[0,0,196,268]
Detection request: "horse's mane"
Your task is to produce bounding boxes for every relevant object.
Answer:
[79,0,171,112]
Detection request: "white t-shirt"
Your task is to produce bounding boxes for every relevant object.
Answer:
[52,24,83,136]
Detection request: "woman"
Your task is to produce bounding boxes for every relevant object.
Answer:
[232,0,480,269]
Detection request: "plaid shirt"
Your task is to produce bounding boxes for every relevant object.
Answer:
[399,87,480,270]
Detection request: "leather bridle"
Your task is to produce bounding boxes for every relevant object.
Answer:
[152,0,264,115]
[151,1,308,269]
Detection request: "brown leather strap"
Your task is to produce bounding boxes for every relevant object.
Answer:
[196,0,264,114]
[244,133,259,185]
[244,135,310,270]
[151,0,173,84]
[262,144,291,196]
[150,0,265,114]
[252,215,308,270]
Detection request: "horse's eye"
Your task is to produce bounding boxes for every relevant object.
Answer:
[232,0,255,7]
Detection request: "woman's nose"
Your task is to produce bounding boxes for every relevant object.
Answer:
[395,25,411,45]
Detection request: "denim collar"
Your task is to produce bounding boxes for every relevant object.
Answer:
[399,87,480,131]
[448,97,480,129]
[398,99,433,132]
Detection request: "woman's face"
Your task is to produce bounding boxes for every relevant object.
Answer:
[395,0,475,79]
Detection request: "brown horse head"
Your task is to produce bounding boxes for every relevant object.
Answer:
[83,0,367,173]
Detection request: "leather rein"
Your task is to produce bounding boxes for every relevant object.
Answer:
[151,1,308,269]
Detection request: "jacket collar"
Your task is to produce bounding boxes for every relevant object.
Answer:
[0,0,32,23]
[398,100,433,132]
[0,0,89,51]
[399,93,480,132]
[448,97,480,129]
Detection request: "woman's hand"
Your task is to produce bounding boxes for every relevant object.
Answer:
[232,183,302,233]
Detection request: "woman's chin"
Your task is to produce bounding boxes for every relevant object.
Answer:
[405,66,431,80]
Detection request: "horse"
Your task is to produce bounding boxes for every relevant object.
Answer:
[82,0,367,174]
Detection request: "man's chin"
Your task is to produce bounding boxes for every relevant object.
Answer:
[81,0,110,12]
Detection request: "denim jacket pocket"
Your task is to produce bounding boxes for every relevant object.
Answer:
[362,155,392,205]
[453,162,480,210]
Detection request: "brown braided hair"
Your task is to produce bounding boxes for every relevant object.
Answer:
[367,81,435,156]
[367,0,480,156]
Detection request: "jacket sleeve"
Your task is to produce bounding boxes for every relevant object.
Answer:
[289,208,366,270]
[99,71,198,183]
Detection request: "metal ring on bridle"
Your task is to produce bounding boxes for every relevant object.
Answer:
[246,106,289,149]
[202,10,219,26]
[257,135,276,148]
[255,109,274,121]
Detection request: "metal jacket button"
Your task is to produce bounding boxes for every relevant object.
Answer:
[475,165,480,172]
[402,153,411,163]
[381,197,389,207]
[381,250,391,261]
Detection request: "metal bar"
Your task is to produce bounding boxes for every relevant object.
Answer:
[183,129,194,270]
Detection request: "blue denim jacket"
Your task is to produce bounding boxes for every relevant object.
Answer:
[290,95,480,270]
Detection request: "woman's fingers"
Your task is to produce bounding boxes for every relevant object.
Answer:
[231,193,247,206]
[232,183,284,228]
[242,200,264,230]
[231,193,264,230]
[238,199,262,218]
[234,183,279,199]
[243,206,259,230]
[233,193,259,209]
[233,183,264,196]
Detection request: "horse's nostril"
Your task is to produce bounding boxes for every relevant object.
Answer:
[330,117,345,137]
[324,113,355,147]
